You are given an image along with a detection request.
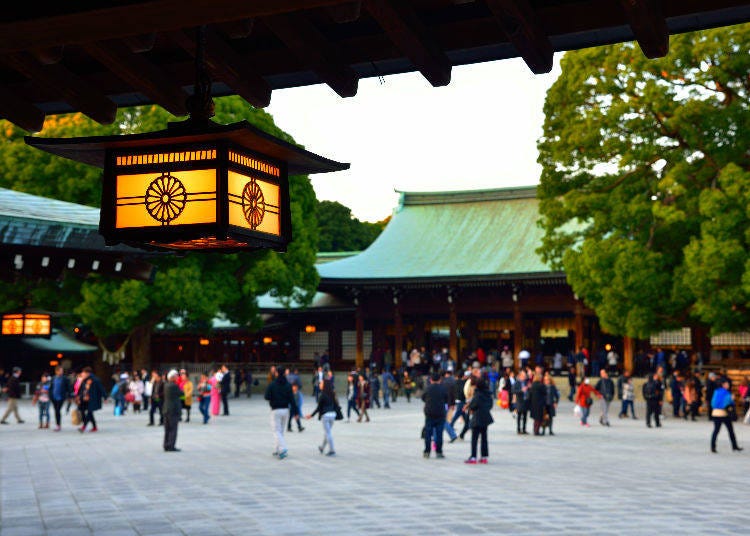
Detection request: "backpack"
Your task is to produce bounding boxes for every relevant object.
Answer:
[643,381,656,400]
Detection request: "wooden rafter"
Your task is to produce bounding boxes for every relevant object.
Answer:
[619,0,669,58]
[328,1,361,23]
[83,40,189,117]
[484,0,553,74]
[364,0,451,87]
[0,0,351,53]
[122,34,157,54]
[263,13,358,98]
[30,47,64,65]
[0,85,45,132]
[169,28,271,108]
[2,52,116,124]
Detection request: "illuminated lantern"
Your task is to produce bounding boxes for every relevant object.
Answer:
[1,309,52,338]
[199,338,210,346]
[304,325,316,334]
[25,121,348,251]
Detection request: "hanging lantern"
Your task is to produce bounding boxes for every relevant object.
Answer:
[1,308,52,338]
[25,120,347,251]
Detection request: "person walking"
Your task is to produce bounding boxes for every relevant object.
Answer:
[512,370,529,435]
[345,374,360,422]
[356,374,370,422]
[595,370,615,426]
[287,383,305,432]
[643,372,664,428]
[0,367,25,424]
[49,366,70,431]
[710,379,743,453]
[619,375,637,419]
[575,378,600,427]
[220,365,231,416]
[33,372,51,429]
[542,373,560,435]
[422,373,449,459]
[567,365,577,402]
[77,367,105,433]
[264,367,297,459]
[307,379,340,456]
[529,374,546,436]
[465,378,494,464]
[148,371,164,426]
[180,371,193,423]
[196,373,212,424]
[163,370,182,452]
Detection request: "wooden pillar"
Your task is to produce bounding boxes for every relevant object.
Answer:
[328,323,341,364]
[449,302,458,363]
[355,304,364,370]
[623,335,634,373]
[394,303,403,369]
[574,302,584,353]
[513,304,522,370]
[414,317,425,348]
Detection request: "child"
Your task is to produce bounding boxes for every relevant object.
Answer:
[287,383,305,432]
[33,373,51,429]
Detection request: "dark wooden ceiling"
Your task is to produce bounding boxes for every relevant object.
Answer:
[0,0,748,132]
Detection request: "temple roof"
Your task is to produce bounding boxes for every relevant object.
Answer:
[318,185,563,286]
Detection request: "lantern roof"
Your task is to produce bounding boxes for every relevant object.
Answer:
[25,120,349,176]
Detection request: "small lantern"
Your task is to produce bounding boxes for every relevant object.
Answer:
[1,309,52,338]
[25,120,348,252]
[199,338,210,346]
[304,324,317,334]
[262,336,273,344]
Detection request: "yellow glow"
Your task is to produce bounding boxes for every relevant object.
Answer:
[227,171,280,236]
[305,325,316,334]
[262,336,273,344]
[115,169,217,229]
[50,360,59,367]
[199,338,210,346]
[2,315,23,335]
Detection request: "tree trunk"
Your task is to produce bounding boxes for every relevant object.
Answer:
[131,323,153,372]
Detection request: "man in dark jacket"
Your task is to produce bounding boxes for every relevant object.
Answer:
[512,371,529,435]
[450,371,469,439]
[0,367,25,424]
[220,365,231,415]
[163,370,182,452]
[529,377,547,435]
[595,370,615,426]
[77,367,106,432]
[265,367,297,459]
[148,371,164,426]
[643,372,664,428]
[50,365,71,431]
[422,373,449,458]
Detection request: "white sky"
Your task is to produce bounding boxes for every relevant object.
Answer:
[268,54,562,222]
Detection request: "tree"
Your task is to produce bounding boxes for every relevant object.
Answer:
[537,24,750,338]
[1,96,320,367]
[316,200,386,251]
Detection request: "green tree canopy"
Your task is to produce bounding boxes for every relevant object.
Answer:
[1,97,320,355]
[316,200,387,252]
[537,23,750,338]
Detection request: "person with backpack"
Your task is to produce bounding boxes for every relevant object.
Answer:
[595,370,615,426]
[710,378,743,453]
[643,372,664,428]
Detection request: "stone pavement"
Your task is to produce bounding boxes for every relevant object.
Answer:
[0,393,747,536]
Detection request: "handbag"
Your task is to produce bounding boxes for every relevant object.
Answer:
[334,404,344,421]
[71,409,82,425]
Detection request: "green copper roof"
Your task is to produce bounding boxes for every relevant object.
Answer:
[318,186,559,284]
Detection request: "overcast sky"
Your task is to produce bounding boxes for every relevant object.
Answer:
[268,54,562,222]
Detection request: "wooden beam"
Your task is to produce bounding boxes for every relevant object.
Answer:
[619,0,669,58]
[83,40,189,117]
[0,85,45,132]
[263,13,358,98]
[364,0,451,87]
[31,47,64,65]
[169,28,271,108]
[484,0,553,74]
[328,1,361,23]
[0,1,353,53]
[2,52,116,124]
[122,33,157,54]
[216,19,255,39]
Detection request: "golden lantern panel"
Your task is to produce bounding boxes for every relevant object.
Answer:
[304,325,316,334]
[2,311,51,337]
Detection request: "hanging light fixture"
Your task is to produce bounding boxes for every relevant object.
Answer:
[25,27,348,252]
[1,308,52,338]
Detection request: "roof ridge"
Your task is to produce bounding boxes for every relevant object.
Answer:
[397,185,537,206]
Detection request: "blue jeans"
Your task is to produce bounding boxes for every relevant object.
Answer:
[383,387,390,407]
[347,399,360,419]
[424,418,444,453]
[38,401,50,425]
[321,412,336,453]
[581,405,590,424]
[199,397,210,423]
[444,417,457,440]
[621,399,636,417]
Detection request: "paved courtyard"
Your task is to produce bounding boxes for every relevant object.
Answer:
[0,390,747,536]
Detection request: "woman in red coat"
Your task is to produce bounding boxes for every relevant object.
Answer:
[575,378,601,427]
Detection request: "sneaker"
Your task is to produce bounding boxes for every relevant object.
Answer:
[423,451,430,459]
[278,450,288,459]
[90,427,98,432]
[464,457,477,464]
[54,426,61,432]
[326,451,336,457]
[584,424,591,428]
[449,436,457,443]
[272,451,279,457]
[17,420,24,424]
[0,421,8,425]
[479,458,488,464]
[436,452,445,459]
[318,445,324,454]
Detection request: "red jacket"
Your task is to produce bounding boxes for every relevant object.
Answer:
[575,383,600,408]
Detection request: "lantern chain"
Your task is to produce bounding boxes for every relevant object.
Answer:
[186,25,215,121]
